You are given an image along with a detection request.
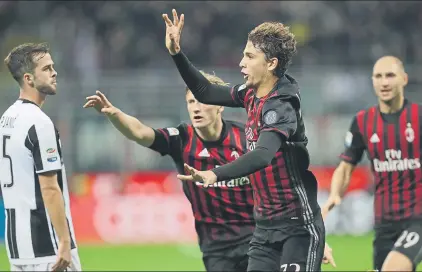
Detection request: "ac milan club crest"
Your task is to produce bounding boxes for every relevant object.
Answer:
[405,123,415,143]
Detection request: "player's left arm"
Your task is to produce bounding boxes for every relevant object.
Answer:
[29,118,71,269]
[210,98,296,181]
[171,51,245,108]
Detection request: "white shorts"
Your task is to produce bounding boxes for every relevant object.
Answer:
[10,250,82,271]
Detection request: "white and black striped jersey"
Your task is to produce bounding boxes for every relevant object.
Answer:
[0,99,77,265]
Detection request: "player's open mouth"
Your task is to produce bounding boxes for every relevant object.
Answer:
[193,116,203,121]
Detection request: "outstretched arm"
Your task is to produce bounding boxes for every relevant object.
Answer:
[321,115,365,220]
[171,52,241,107]
[84,91,156,147]
[163,9,244,107]
[178,100,298,185]
[84,91,185,157]
[178,131,284,185]
[212,130,282,180]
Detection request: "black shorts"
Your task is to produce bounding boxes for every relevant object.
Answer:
[203,241,250,272]
[374,220,422,271]
[247,212,325,272]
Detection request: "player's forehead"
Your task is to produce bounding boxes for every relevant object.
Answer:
[34,53,54,69]
[243,40,261,55]
[185,90,195,100]
[372,57,402,75]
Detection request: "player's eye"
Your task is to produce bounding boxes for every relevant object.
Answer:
[244,53,253,59]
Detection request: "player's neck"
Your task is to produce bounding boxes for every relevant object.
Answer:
[256,75,279,98]
[379,95,404,114]
[196,119,223,142]
[19,88,46,108]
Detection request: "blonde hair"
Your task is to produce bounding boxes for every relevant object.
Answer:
[186,70,229,93]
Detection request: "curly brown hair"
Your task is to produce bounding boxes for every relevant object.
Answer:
[248,22,297,77]
[4,42,50,85]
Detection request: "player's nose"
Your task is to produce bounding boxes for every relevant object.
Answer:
[381,77,389,86]
[239,57,246,68]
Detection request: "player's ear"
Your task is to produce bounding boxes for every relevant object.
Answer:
[267,57,278,72]
[23,73,35,87]
[218,106,224,114]
[403,72,409,87]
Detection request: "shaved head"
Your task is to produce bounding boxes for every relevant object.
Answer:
[373,56,405,74]
[372,55,407,105]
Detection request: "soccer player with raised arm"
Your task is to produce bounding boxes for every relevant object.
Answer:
[162,9,335,271]
[0,43,81,271]
[323,56,422,272]
[84,72,255,272]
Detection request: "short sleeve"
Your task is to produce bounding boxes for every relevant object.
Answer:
[260,98,297,140]
[339,116,366,165]
[149,123,186,157]
[26,118,61,174]
[230,84,250,108]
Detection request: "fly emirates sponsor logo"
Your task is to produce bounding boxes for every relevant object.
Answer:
[373,149,421,172]
[195,165,251,188]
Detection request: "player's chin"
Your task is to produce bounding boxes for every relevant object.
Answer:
[38,86,57,95]
[45,89,57,96]
[244,78,252,88]
[378,95,395,103]
[192,121,208,129]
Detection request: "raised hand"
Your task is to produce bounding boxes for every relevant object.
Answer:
[162,9,185,55]
[83,90,118,116]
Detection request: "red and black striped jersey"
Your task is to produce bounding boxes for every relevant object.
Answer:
[149,120,255,252]
[340,99,422,224]
[229,74,320,228]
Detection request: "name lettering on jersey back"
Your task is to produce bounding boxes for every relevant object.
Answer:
[0,116,16,129]
[373,149,421,172]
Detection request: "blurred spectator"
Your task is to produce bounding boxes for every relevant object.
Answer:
[0,1,420,172]
[0,1,420,70]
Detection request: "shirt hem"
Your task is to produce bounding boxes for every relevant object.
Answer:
[9,248,78,265]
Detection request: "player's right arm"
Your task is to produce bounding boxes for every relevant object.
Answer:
[83,91,156,147]
[322,115,366,220]
[84,91,184,157]
[29,118,71,270]
[162,9,246,108]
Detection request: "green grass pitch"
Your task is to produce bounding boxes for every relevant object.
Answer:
[0,234,421,271]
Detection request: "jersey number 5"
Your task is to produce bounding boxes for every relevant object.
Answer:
[2,135,14,188]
